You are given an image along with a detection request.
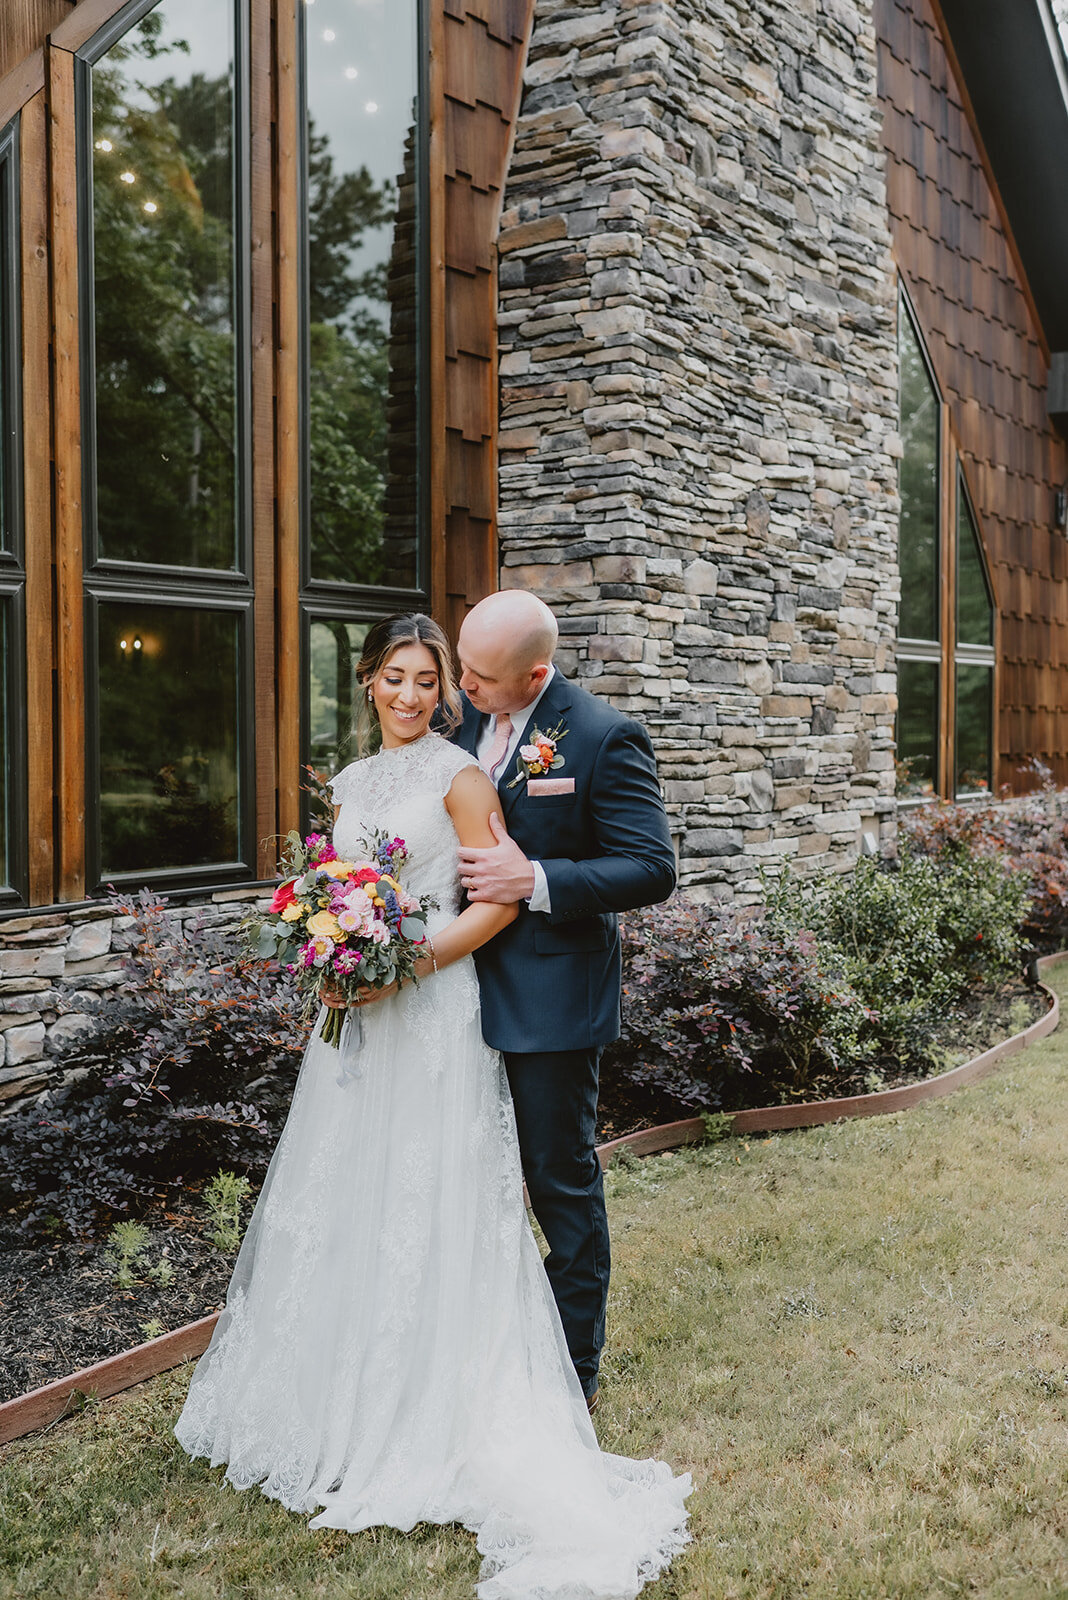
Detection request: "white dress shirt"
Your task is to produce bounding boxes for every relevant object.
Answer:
[476,667,556,913]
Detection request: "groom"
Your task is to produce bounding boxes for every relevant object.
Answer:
[452,589,676,1409]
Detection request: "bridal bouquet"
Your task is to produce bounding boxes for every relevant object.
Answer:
[248,830,433,1048]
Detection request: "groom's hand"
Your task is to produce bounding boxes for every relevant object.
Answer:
[458,812,535,904]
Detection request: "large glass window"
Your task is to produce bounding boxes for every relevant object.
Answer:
[954,485,995,795]
[95,601,242,874]
[895,305,941,800]
[80,1,252,889]
[308,616,368,773]
[299,0,427,803]
[87,1,241,571]
[895,294,996,803]
[304,0,422,591]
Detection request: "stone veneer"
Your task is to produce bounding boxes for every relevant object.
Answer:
[0,890,266,1117]
[497,0,902,898]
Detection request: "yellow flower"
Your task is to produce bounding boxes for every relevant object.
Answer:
[378,874,401,892]
[306,909,341,939]
[319,859,356,879]
[280,902,303,922]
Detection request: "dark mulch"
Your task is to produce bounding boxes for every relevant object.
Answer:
[0,1190,242,1406]
[0,976,1051,1408]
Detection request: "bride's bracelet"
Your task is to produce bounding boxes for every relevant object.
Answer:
[427,935,438,974]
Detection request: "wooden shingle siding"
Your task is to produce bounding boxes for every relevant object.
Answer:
[439,0,533,641]
[876,0,1068,788]
[0,2,71,84]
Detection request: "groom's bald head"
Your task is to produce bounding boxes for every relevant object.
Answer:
[457,590,559,715]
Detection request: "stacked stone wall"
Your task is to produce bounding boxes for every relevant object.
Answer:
[497,0,902,897]
[0,889,267,1114]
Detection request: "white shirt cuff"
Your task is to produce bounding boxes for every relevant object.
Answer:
[527,860,551,914]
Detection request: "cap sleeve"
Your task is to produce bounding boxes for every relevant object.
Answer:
[436,738,483,798]
[328,760,362,809]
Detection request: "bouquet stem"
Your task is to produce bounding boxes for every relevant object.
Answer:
[320,1004,346,1049]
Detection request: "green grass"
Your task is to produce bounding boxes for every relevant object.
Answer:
[5,970,1068,1598]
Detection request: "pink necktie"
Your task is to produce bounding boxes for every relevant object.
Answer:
[484,713,513,783]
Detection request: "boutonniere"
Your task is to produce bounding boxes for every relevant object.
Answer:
[506,720,569,788]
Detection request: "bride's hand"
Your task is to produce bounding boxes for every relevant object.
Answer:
[320,980,398,1010]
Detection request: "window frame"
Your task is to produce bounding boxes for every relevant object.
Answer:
[75,0,258,893]
[0,117,28,904]
[895,283,999,805]
[84,580,257,892]
[75,0,253,586]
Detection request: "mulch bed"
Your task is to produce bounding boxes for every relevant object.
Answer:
[0,1194,237,1406]
[0,976,1050,1407]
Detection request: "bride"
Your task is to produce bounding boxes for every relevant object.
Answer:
[174,612,691,1599]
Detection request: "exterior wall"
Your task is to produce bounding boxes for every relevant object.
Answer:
[875,0,1068,790]
[496,0,902,898]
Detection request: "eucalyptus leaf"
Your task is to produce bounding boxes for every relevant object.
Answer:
[399,915,426,941]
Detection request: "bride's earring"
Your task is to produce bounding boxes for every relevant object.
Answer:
[366,685,377,719]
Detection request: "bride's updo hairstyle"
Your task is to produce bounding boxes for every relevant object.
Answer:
[354,612,463,754]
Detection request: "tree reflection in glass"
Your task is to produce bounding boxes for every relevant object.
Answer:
[898,312,939,643]
[306,0,420,588]
[90,3,238,569]
[896,658,939,799]
[309,618,368,773]
[955,664,992,795]
[98,603,240,874]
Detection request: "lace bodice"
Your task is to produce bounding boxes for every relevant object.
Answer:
[329,733,480,930]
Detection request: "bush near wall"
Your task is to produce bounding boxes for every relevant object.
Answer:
[606,837,1029,1118]
[0,893,306,1240]
[0,802,1048,1238]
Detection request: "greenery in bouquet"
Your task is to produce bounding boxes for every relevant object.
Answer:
[247,830,433,1046]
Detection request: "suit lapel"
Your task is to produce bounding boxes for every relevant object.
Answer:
[454,696,485,757]
[497,671,576,817]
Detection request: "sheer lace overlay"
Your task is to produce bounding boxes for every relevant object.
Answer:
[174,732,690,1599]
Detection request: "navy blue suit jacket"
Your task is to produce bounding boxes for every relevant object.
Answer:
[453,673,676,1053]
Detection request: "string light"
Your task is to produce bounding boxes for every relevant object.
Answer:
[120,170,136,184]
[365,101,378,113]
[95,138,113,152]
[323,28,335,40]
[119,636,143,654]
[344,66,358,79]
[143,201,158,214]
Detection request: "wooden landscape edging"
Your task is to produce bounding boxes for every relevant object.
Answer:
[2,955,1065,1448]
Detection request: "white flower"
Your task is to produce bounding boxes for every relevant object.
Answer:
[520,743,541,763]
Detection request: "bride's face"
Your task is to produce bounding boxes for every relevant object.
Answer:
[371,642,440,748]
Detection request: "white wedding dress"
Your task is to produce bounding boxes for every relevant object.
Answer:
[174,732,690,1599]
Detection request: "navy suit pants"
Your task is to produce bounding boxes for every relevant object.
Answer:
[502,1046,610,1399]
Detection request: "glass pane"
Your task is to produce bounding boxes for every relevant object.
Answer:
[309,618,368,772]
[957,486,993,648]
[898,311,939,641]
[306,0,420,587]
[955,663,993,797]
[98,602,240,873]
[0,139,10,555]
[0,602,7,887]
[895,657,939,798]
[91,2,238,569]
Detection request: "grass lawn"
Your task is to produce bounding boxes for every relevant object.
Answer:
[4,970,1068,1599]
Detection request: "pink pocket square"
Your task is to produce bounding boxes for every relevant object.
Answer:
[527,777,575,796]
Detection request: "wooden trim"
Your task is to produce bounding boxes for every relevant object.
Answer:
[275,0,300,840]
[427,0,447,625]
[0,45,44,131]
[927,0,1051,367]
[48,0,132,55]
[47,44,83,901]
[936,399,954,798]
[0,1313,220,1445]
[249,0,276,878]
[950,428,1000,794]
[20,91,54,905]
